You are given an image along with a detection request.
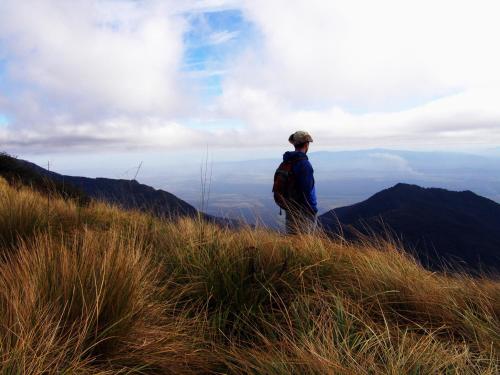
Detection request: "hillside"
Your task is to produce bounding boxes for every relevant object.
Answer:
[319,183,500,273]
[0,178,498,374]
[0,153,234,226]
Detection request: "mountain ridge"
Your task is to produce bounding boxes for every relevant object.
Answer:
[0,153,234,225]
[319,183,500,272]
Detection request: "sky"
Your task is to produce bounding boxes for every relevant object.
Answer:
[1,0,500,171]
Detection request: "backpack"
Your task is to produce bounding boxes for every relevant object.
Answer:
[272,157,307,210]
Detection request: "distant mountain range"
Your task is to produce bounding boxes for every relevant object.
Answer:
[319,183,500,273]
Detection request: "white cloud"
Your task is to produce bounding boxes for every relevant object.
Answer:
[170,0,243,14]
[216,87,500,149]
[1,0,499,154]
[369,153,422,176]
[237,0,500,109]
[3,117,206,152]
[207,30,239,45]
[209,0,500,150]
[0,0,187,121]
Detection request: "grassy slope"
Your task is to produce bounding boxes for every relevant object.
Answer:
[0,177,498,374]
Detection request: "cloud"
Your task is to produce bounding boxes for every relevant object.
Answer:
[0,0,187,122]
[368,153,422,176]
[207,30,239,45]
[1,0,499,154]
[0,0,247,154]
[2,117,206,153]
[0,0,210,153]
[215,87,500,149]
[237,0,500,110]
[4,86,499,153]
[210,0,500,150]
[171,0,243,14]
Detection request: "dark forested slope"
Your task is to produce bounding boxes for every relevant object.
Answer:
[320,183,500,272]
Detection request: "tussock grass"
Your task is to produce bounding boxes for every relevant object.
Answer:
[0,177,498,373]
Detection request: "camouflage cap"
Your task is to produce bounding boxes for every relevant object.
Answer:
[288,130,313,146]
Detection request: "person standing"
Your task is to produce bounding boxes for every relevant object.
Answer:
[273,131,318,234]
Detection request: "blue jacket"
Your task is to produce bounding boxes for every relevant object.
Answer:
[283,151,318,214]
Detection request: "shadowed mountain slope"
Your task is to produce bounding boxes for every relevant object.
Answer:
[319,183,500,272]
[0,153,227,223]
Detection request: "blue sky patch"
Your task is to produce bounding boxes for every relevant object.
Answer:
[0,114,9,126]
[182,9,254,102]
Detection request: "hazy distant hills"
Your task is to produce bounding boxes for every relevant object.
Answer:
[319,183,500,272]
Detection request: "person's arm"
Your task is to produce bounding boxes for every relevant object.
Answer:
[296,160,318,214]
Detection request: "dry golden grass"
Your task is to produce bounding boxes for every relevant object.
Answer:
[0,177,498,374]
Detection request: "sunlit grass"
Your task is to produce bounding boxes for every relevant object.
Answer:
[0,177,498,373]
